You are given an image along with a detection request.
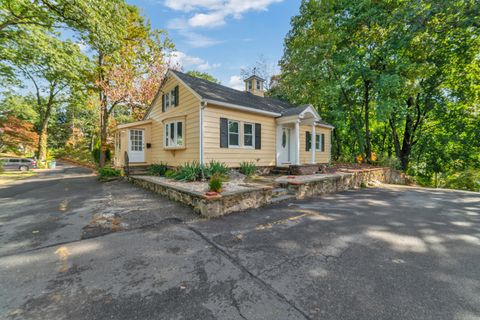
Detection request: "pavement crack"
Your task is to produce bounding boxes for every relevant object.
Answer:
[229,282,248,320]
[186,225,313,320]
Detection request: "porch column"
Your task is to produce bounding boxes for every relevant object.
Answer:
[311,124,316,164]
[295,120,300,165]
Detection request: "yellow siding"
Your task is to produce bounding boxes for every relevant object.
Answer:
[299,125,332,164]
[113,124,152,166]
[203,104,276,167]
[146,75,201,165]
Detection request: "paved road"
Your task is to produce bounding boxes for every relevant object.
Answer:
[1,164,479,319]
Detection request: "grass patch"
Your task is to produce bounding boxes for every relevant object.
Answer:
[0,171,37,185]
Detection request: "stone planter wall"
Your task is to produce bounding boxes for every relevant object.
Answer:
[128,176,273,218]
[281,168,406,200]
[289,164,319,175]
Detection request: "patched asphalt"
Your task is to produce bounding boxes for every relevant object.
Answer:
[1,164,479,319]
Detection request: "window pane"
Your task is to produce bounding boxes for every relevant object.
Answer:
[170,90,175,105]
[177,122,183,146]
[244,123,252,135]
[165,125,169,146]
[170,123,175,145]
[229,133,239,146]
[244,135,252,146]
[316,134,321,150]
[229,121,238,133]
[166,92,170,107]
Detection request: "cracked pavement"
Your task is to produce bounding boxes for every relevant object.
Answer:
[1,163,480,319]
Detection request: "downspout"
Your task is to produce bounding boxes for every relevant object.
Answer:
[200,100,207,165]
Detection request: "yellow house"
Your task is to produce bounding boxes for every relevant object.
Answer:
[113,69,334,169]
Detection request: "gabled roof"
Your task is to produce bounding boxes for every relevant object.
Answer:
[150,69,333,128]
[171,69,294,115]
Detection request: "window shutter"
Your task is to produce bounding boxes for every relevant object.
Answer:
[306,131,311,151]
[220,118,228,148]
[161,94,166,112]
[174,86,179,106]
[321,133,325,152]
[255,123,261,149]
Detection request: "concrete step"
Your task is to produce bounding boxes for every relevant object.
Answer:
[272,188,289,197]
[270,193,296,204]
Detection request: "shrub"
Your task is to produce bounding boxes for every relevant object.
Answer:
[444,169,480,192]
[209,173,223,192]
[98,167,121,181]
[164,169,176,178]
[173,161,204,181]
[206,160,229,178]
[239,161,256,177]
[376,156,402,170]
[0,159,4,173]
[148,163,168,176]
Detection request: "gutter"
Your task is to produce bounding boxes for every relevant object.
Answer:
[203,99,282,117]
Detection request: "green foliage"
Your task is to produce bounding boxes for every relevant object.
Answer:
[376,156,402,170]
[205,160,229,178]
[186,71,220,83]
[0,159,4,173]
[444,170,480,192]
[92,140,111,164]
[148,163,168,176]
[97,167,121,181]
[208,173,223,193]
[239,161,256,177]
[164,169,175,178]
[173,161,204,182]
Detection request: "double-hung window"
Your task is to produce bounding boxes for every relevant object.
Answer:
[243,123,254,148]
[228,120,239,147]
[315,134,321,150]
[164,121,184,147]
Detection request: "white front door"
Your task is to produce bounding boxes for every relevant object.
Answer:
[278,127,292,165]
[128,129,145,163]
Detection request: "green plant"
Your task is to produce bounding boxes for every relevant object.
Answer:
[206,160,229,178]
[148,163,168,176]
[97,167,121,181]
[173,161,204,181]
[209,173,223,192]
[239,161,256,177]
[0,159,4,173]
[165,169,175,178]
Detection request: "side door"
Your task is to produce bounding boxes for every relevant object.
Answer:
[128,129,145,163]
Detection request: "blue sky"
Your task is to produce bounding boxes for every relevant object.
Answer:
[127,0,300,89]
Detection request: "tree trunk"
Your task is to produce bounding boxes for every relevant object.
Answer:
[37,121,48,163]
[364,80,372,162]
[98,52,108,167]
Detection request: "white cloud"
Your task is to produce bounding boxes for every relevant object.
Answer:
[167,18,221,47]
[164,0,283,28]
[228,75,244,90]
[169,51,221,71]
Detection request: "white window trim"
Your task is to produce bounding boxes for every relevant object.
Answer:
[164,120,184,148]
[243,122,255,149]
[228,120,240,147]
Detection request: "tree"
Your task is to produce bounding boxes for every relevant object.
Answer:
[0,115,39,154]
[6,28,89,162]
[186,70,219,83]
[92,6,173,166]
[278,0,480,173]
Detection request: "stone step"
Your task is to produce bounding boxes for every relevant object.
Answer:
[270,193,296,204]
[271,188,289,197]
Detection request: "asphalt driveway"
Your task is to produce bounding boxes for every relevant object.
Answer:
[1,164,479,319]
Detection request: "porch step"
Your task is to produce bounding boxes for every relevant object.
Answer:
[126,165,150,176]
[270,167,291,175]
[271,193,296,204]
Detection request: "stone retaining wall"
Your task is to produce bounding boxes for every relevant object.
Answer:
[279,168,406,199]
[128,167,406,218]
[128,176,273,218]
